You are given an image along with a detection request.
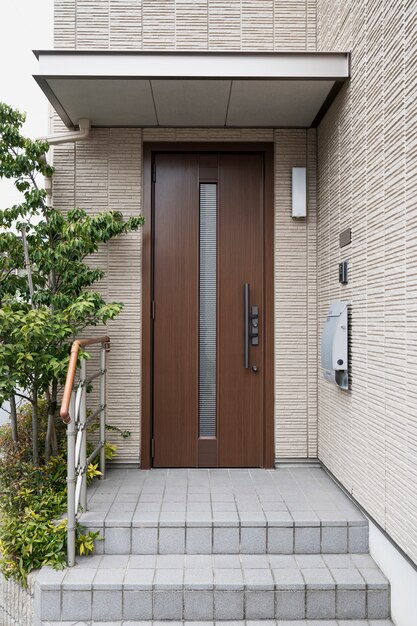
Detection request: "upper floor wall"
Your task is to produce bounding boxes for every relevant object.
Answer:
[54,0,317,51]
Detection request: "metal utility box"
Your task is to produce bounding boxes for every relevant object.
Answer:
[321,301,349,390]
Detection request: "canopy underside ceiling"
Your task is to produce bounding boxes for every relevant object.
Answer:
[34,51,350,129]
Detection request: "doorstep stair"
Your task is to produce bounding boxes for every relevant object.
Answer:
[78,468,369,555]
[80,513,369,556]
[42,619,394,626]
[33,468,392,625]
[35,552,390,622]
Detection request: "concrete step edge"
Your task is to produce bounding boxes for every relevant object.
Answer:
[39,619,394,626]
[79,522,369,556]
[34,554,390,622]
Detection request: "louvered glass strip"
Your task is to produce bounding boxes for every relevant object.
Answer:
[199,184,217,438]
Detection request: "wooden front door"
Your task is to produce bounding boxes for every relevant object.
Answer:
[151,149,271,468]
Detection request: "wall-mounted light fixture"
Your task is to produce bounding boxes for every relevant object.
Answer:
[292,167,307,218]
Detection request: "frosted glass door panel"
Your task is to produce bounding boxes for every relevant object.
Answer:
[199,183,217,437]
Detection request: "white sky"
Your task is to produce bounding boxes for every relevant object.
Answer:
[0,0,54,208]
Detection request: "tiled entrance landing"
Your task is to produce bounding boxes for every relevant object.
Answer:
[80,468,368,555]
[33,468,392,624]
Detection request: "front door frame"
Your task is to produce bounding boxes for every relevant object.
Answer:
[141,142,274,469]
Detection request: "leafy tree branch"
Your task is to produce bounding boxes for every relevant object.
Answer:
[0,102,144,464]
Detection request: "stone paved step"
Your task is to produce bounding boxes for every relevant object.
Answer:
[80,469,368,556]
[41,619,394,626]
[79,518,368,556]
[34,554,390,623]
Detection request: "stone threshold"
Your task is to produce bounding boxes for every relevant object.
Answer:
[79,468,368,556]
[40,619,394,626]
[35,553,390,622]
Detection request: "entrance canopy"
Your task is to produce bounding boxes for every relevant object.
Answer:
[34,51,350,129]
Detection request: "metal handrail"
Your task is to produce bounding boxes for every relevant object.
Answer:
[60,335,110,423]
[61,336,110,567]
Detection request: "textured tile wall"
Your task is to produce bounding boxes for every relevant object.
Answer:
[52,2,319,462]
[54,0,316,51]
[142,128,274,142]
[51,123,143,463]
[52,123,318,463]
[52,0,417,567]
[316,0,417,564]
[274,129,318,458]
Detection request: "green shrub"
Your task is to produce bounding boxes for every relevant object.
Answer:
[0,400,130,584]
[0,398,65,465]
[0,405,99,584]
[0,451,101,584]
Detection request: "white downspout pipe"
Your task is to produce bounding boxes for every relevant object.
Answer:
[38,118,91,146]
[38,118,91,204]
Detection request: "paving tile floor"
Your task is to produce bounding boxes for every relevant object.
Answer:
[82,468,366,528]
[36,552,390,622]
[35,470,392,625]
[39,551,386,587]
[42,619,394,626]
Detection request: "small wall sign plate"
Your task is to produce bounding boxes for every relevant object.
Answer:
[340,228,351,248]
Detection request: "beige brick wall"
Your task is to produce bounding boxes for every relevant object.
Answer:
[51,123,143,462]
[52,1,319,463]
[316,0,417,563]
[52,124,318,463]
[54,0,316,51]
[51,0,417,567]
[274,129,318,458]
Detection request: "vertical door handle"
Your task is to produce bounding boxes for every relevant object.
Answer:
[244,283,250,368]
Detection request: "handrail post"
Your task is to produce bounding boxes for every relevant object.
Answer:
[67,392,76,567]
[61,335,110,567]
[80,359,88,512]
[99,343,107,480]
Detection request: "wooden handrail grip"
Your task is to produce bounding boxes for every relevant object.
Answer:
[60,336,110,423]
